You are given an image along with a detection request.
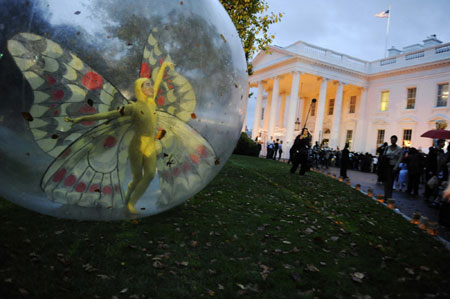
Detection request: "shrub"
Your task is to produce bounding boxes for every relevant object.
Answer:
[233,132,260,157]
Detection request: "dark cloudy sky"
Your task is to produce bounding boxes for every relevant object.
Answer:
[244,0,450,130]
[265,0,450,61]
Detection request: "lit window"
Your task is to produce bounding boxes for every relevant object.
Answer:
[311,100,316,116]
[261,107,264,120]
[376,130,385,146]
[437,83,449,107]
[346,130,353,148]
[349,96,356,114]
[328,99,335,115]
[380,91,389,111]
[403,129,412,147]
[406,87,416,109]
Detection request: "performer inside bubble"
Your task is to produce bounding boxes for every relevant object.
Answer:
[65,62,173,213]
[7,30,218,216]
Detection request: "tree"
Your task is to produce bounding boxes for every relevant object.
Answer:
[220,0,283,74]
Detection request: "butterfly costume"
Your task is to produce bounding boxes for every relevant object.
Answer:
[7,28,218,214]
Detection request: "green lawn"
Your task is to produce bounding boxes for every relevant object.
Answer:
[1,155,449,298]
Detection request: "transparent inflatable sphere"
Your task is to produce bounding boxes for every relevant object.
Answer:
[0,0,248,220]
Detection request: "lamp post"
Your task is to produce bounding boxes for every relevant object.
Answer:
[294,118,301,131]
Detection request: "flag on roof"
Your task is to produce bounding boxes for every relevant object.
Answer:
[375,9,389,18]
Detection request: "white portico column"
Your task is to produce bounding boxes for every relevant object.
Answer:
[329,81,344,149]
[313,78,328,144]
[251,82,264,139]
[267,76,280,140]
[354,87,368,152]
[285,71,301,148]
[278,93,287,128]
[297,98,304,129]
[263,90,272,132]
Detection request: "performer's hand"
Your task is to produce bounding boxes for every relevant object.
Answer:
[65,117,81,124]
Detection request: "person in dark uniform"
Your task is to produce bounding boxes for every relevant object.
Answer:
[290,128,312,175]
[340,143,350,179]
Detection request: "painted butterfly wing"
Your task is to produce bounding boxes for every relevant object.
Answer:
[41,116,133,208]
[7,33,128,157]
[141,28,196,122]
[155,111,217,207]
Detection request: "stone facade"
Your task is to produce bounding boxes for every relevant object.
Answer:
[248,36,450,157]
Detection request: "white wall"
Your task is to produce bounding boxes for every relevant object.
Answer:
[364,67,450,153]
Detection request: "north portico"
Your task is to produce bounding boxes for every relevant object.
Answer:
[248,36,450,157]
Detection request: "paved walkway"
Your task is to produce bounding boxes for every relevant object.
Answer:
[312,166,450,242]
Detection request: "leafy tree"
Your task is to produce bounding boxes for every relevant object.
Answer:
[220,0,283,73]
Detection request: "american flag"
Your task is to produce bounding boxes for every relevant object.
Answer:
[375,9,390,18]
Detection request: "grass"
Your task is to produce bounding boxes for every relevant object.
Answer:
[1,154,450,298]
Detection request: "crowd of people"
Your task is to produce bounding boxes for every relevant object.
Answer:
[257,130,450,228]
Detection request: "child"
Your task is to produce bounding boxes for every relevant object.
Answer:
[395,163,408,192]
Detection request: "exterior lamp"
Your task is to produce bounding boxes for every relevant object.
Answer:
[367,188,374,197]
[345,179,351,186]
[332,174,336,178]
[375,194,384,203]
[418,216,428,230]
[355,184,361,191]
[386,199,395,210]
[338,177,343,182]
[294,118,301,131]
[426,221,439,236]
[411,211,421,225]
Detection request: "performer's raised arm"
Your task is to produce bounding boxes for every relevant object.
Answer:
[151,60,175,102]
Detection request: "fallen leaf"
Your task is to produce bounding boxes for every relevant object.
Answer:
[153,261,166,269]
[259,264,272,280]
[305,264,320,272]
[120,288,128,294]
[351,272,365,283]
[305,228,314,234]
[82,263,98,272]
[405,268,415,275]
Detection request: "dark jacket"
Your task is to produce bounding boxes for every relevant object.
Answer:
[291,134,311,161]
[404,150,423,175]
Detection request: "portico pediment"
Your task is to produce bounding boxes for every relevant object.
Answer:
[252,47,293,69]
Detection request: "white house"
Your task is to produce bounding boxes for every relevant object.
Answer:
[248,35,450,157]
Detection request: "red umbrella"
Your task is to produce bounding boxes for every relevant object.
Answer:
[421,129,450,139]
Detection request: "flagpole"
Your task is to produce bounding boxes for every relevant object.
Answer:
[384,4,392,58]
